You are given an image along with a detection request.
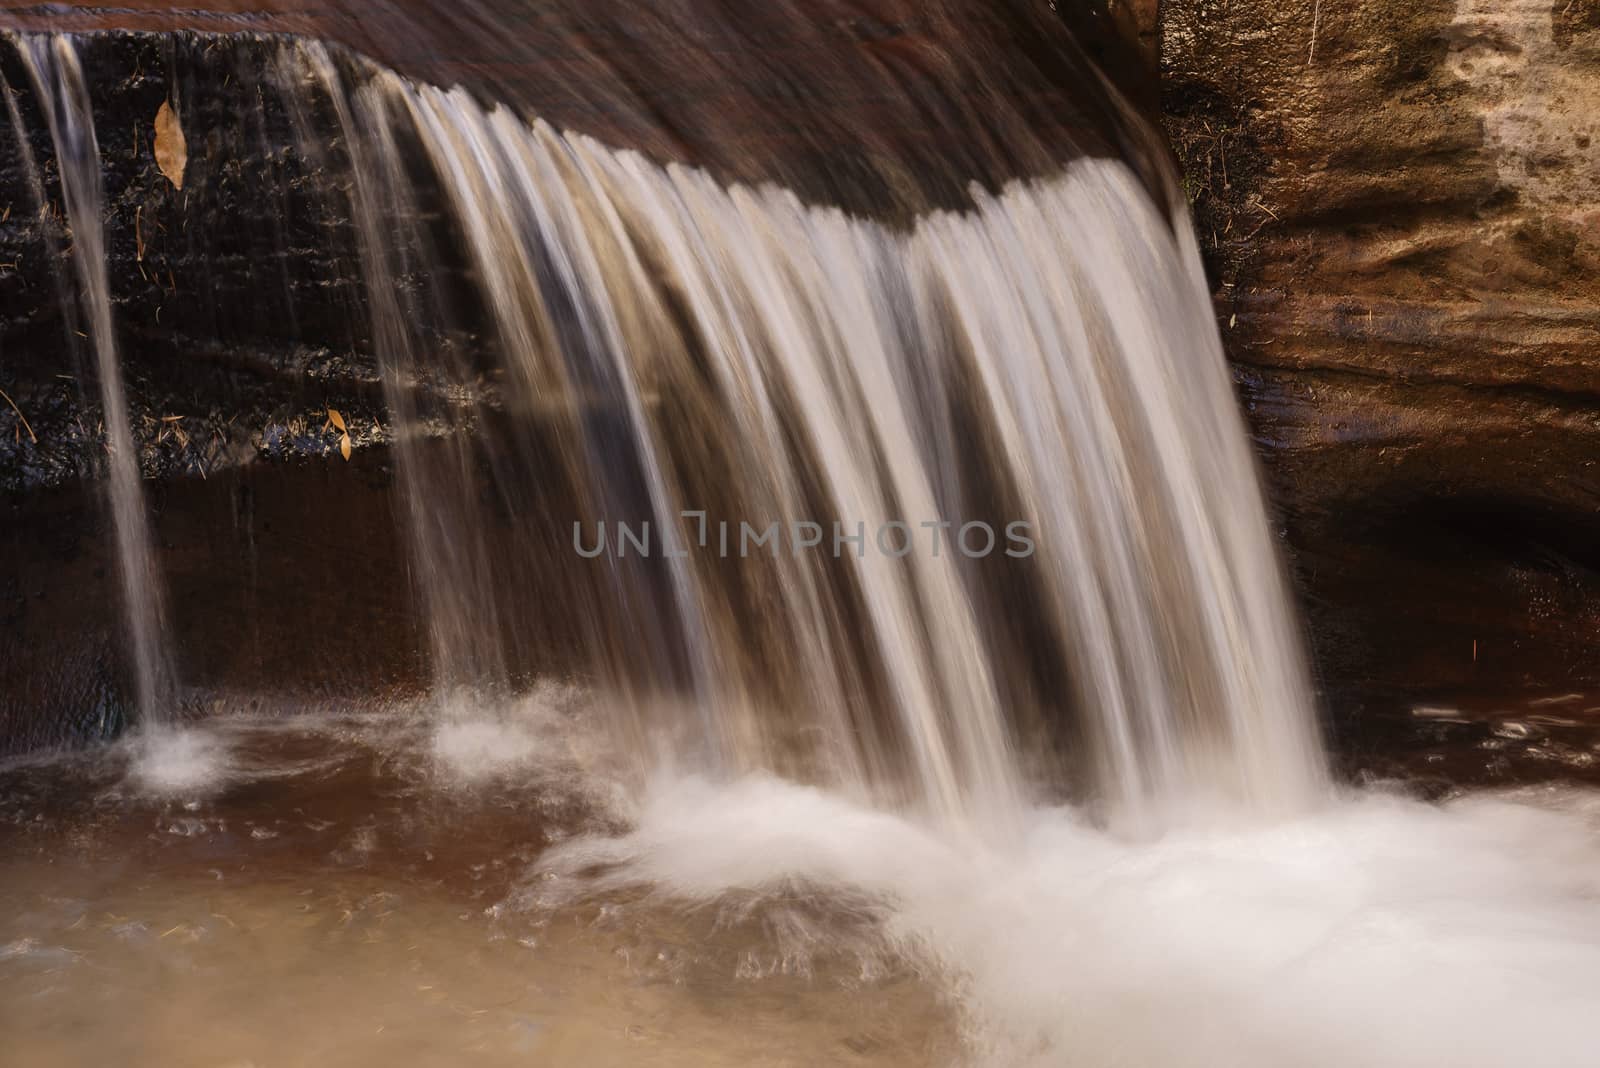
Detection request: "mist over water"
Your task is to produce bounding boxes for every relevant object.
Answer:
[5,700,1600,1066]
[536,775,1600,1068]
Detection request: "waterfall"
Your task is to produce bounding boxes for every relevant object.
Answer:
[14,35,176,728]
[284,44,1327,825]
[6,30,1325,824]
[11,28,1600,1068]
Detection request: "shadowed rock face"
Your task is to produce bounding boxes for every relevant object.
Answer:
[0,34,386,495]
[1163,0,1600,715]
[0,451,419,750]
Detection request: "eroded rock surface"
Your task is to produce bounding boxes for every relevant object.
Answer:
[1164,0,1600,713]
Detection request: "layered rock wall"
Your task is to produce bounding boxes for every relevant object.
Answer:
[1164,0,1600,711]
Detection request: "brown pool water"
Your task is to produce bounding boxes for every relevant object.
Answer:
[0,705,958,1067]
[6,693,1600,1068]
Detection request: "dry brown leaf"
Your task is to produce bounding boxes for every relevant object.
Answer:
[154,101,187,191]
[327,408,347,433]
[339,433,352,461]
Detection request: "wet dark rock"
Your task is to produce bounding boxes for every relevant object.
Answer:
[0,32,395,491]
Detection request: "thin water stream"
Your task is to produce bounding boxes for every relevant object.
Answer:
[16,35,175,726]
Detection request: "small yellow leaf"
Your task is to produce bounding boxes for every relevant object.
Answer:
[339,433,351,461]
[154,101,187,191]
[327,408,347,432]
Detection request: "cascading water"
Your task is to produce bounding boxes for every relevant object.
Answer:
[279,45,1325,826]
[4,22,1600,1068]
[5,29,1322,821]
[13,35,176,728]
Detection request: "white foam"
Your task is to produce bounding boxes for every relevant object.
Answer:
[535,777,1600,1067]
[123,728,230,797]
[428,682,599,785]
[431,718,541,780]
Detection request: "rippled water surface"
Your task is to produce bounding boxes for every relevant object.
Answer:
[0,703,955,1066]
[4,695,1600,1067]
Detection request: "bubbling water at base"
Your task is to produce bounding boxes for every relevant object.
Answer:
[4,707,1599,1068]
[536,773,1600,1068]
[123,727,231,796]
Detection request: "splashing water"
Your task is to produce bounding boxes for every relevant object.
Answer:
[122,726,230,796]
[534,774,1600,1068]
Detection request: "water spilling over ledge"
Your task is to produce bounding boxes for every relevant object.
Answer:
[0,8,1598,1066]
[2,28,1321,822]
